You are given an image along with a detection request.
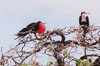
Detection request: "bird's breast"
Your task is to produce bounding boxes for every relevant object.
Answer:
[37,23,46,34]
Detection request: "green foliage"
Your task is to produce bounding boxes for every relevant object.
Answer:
[20,62,33,66]
[63,49,72,59]
[67,55,72,59]
[46,61,53,66]
[48,46,55,52]
[63,49,67,55]
[76,59,94,66]
[20,63,28,66]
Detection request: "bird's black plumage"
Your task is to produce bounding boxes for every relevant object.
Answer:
[79,16,89,26]
[79,12,90,34]
[79,12,89,26]
[16,21,41,39]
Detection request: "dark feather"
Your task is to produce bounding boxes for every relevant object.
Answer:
[15,28,29,39]
[27,23,36,29]
[15,22,40,39]
[79,16,89,26]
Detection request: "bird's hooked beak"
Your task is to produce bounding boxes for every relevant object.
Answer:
[86,12,90,14]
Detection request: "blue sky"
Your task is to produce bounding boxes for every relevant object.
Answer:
[0,0,100,65]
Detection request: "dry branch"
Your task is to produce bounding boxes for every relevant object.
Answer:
[0,25,100,66]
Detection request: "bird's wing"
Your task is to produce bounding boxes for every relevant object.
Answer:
[15,22,36,39]
[17,28,28,37]
[79,16,82,25]
[15,28,29,40]
[86,16,89,26]
[19,27,28,32]
[18,22,36,34]
[26,22,36,30]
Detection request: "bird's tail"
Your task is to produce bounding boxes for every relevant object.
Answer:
[14,36,20,40]
[14,33,26,40]
[14,34,21,40]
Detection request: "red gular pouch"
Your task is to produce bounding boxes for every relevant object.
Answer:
[37,23,46,34]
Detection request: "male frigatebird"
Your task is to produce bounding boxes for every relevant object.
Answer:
[16,21,46,39]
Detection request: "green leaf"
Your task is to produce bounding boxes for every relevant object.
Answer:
[63,49,67,55]
[77,59,83,63]
[68,55,72,59]
[76,59,94,66]
[20,62,28,66]
[48,46,55,52]
[46,61,53,66]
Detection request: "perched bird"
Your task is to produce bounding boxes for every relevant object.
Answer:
[15,21,46,39]
[79,12,90,34]
[79,12,89,26]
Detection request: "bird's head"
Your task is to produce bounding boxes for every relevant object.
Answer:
[81,11,90,16]
[81,11,87,18]
[37,21,46,24]
[81,11,86,16]
[37,21,42,24]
